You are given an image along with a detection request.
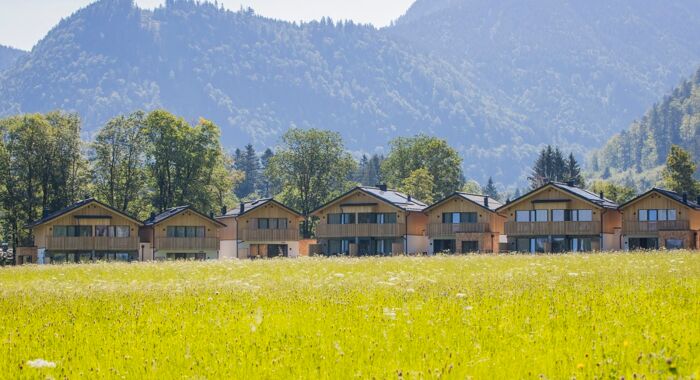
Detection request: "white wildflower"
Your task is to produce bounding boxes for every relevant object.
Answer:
[456,293,467,298]
[27,359,56,369]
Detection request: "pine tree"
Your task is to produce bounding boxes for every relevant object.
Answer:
[259,148,276,197]
[234,144,260,199]
[482,177,500,200]
[663,145,699,197]
[565,153,585,187]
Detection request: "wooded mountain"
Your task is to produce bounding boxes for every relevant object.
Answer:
[390,0,700,153]
[591,67,700,191]
[0,45,26,72]
[2,0,700,185]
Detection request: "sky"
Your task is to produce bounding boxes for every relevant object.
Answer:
[0,0,415,50]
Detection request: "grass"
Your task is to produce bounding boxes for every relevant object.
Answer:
[1,252,699,379]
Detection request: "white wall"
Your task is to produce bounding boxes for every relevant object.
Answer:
[219,240,238,260]
[407,235,428,254]
[603,232,621,251]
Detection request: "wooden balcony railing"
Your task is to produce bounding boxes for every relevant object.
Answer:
[505,221,602,236]
[46,236,139,251]
[157,237,219,251]
[428,223,489,237]
[240,228,300,242]
[315,223,406,238]
[623,220,690,234]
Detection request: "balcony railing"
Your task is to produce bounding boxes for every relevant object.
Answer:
[428,223,489,237]
[623,220,690,234]
[46,236,139,251]
[157,237,219,251]
[240,228,300,242]
[504,221,601,236]
[315,223,406,238]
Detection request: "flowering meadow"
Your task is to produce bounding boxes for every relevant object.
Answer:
[1,253,698,378]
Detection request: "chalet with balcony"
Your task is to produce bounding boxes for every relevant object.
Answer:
[497,182,622,253]
[311,185,429,256]
[619,188,700,250]
[141,206,225,261]
[22,198,143,264]
[216,199,305,259]
[424,193,505,254]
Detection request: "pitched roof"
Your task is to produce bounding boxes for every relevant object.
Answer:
[311,186,428,215]
[219,198,302,218]
[26,198,143,228]
[497,182,619,212]
[619,188,700,210]
[144,206,226,227]
[425,192,503,213]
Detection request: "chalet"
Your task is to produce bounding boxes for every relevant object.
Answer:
[216,199,305,259]
[497,182,622,253]
[619,188,700,250]
[424,193,505,254]
[140,206,226,261]
[22,198,143,264]
[311,185,428,256]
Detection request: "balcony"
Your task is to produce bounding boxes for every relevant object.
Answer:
[428,223,489,237]
[623,220,690,234]
[240,228,300,242]
[315,223,406,238]
[505,221,601,236]
[157,237,219,251]
[46,236,139,251]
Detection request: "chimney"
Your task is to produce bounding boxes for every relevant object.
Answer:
[696,196,700,206]
[378,184,388,192]
[149,212,156,220]
[567,181,575,187]
[42,207,50,218]
[600,192,605,200]
[407,194,412,202]
[209,212,215,219]
[683,193,688,204]
[221,205,228,216]
[240,202,245,214]
[484,196,489,208]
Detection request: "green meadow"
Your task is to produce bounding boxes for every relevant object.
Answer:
[1,253,698,379]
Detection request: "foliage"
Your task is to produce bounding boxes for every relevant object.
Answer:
[588,180,637,204]
[355,154,384,187]
[528,146,585,189]
[481,177,500,200]
[0,254,698,377]
[461,180,482,194]
[233,144,261,200]
[382,135,464,200]
[266,129,356,233]
[258,148,278,198]
[662,145,699,198]
[399,168,435,204]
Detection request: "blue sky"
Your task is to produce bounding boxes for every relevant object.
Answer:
[0,0,415,50]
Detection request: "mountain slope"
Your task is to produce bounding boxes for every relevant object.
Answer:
[591,67,700,190]
[0,0,529,182]
[0,45,26,72]
[389,0,700,153]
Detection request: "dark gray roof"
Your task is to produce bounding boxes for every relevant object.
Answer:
[144,206,226,227]
[497,182,619,211]
[424,192,503,213]
[620,188,700,210]
[220,199,302,218]
[26,198,143,228]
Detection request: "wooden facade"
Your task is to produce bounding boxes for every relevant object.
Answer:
[619,189,700,250]
[424,193,505,254]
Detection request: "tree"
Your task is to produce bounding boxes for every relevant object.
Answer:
[234,144,260,199]
[355,154,384,186]
[381,135,463,200]
[91,112,149,217]
[399,168,435,204]
[258,148,278,197]
[662,145,699,197]
[482,177,500,200]
[461,180,482,194]
[267,129,356,235]
[589,181,636,204]
[528,145,583,189]
[565,153,585,188]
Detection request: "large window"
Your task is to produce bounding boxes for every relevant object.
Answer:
[328,213,356,225]
[515,210,548,222]
[461,241,479,253]
[53,226,92,237]
[552,210,593,222]
[639,209,677,222]
[665,239,684,250]
[358,213,397,224]
[569,238,593,252]
[257,218,288,230]
[95,225,130,237]
[328,239,352,255]
[166,226,205,238]
[442,212,478,224]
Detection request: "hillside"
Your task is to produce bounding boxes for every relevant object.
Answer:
[389,0,700,156]
[590,67,700,191]
[0,0,526,182]
[0,45,26,72]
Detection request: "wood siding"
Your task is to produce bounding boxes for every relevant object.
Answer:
[425,195,505,238]
[218,202,303,242]
[621,192,700,235]
[157,237,219,250]
[504,221,602,236]
[315,223,407,238]
[150,211,222,251]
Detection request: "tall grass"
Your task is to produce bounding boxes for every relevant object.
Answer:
[1,252,698,378]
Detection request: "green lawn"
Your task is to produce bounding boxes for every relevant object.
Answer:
[1,253,699,378]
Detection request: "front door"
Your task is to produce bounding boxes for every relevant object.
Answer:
[434,239,456,254]
[267,244,288,258]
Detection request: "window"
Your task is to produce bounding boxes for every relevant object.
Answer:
[328,213,355,225]
[53,226,92,237]
[258,219,269,229]
[461,241,479,253]
[95,226,131,238]
[551,237,567,253]
[648,209,658,221]
[668,210,677,221]
[535,210,548,222]
[442,212,477,224]
[577,210,593,222]
[258,218,288,229]
[167,226,205,237]
[569,238,593,252]
[639,210,648,222]
[552,210,593,222]
[552,210,565,222]
[665,239,684,250]
[515,211,531,222]
[358,213,378,224]
[639,209,677,222]
[328,239,352,255]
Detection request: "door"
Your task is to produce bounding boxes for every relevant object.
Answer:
[267,244,288,258]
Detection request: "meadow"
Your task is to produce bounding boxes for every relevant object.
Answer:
[1,252,698,379]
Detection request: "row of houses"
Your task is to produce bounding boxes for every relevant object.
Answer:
[14,182,700,264]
